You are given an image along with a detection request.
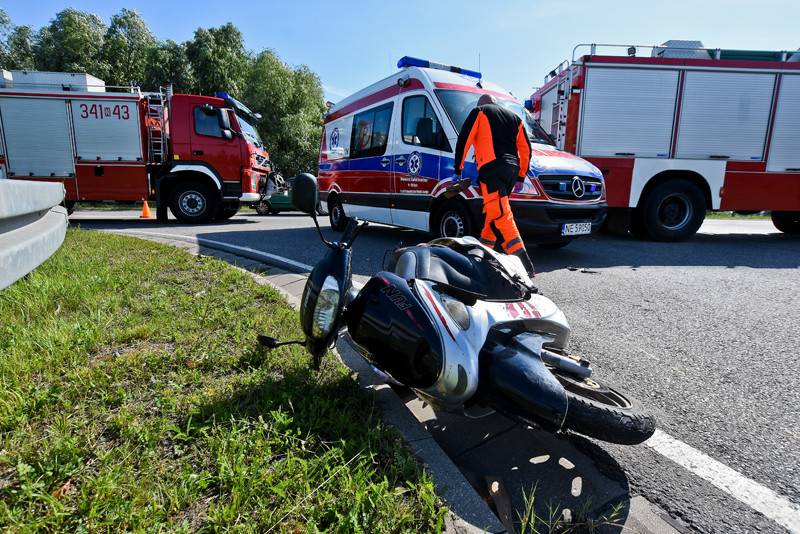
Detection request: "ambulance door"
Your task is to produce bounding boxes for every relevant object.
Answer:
[345,102,394,224]
[391,94,451,230]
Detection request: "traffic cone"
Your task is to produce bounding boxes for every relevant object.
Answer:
[140,201,154,219]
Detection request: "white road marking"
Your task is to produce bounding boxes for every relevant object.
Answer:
[104,231,315,272]
[646,429,800,533]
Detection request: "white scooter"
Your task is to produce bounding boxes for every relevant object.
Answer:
[263,173,655,445]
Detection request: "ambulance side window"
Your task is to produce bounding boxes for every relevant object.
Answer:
[350,103,393,159]
[194,107,224,138]
[402,95,449,151]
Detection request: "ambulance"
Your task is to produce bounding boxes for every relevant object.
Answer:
[318,57,607,247]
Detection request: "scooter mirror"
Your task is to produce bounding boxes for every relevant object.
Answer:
[291,173,319,216]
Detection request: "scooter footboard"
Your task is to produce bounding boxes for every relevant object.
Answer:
[477,331,568,432]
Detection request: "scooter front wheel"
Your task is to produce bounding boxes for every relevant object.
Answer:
[554,371,656,445]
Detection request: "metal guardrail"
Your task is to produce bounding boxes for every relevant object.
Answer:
[0,180,68,291]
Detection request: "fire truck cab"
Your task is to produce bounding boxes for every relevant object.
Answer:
[319,57,607,247]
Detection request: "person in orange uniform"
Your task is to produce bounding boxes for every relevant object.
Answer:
[453,93,535,276]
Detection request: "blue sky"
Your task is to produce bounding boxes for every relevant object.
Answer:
[3,0,798,103]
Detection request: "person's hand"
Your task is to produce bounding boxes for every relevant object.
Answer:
[452,173,462,185]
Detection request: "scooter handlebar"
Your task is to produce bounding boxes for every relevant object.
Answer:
[340,217,367,248]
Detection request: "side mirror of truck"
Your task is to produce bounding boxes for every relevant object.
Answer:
[217,109,232,131]
[221,129,233,140]
[291,173,319,216]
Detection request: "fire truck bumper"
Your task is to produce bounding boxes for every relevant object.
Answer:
[240,193,260,202]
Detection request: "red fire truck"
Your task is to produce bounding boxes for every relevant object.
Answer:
[0,70,271,223]
[528,41,800,240]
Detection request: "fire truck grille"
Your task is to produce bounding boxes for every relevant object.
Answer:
[255,154,270,168]
[537,174,603,202]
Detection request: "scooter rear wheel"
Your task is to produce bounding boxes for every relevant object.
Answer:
[554,371,656,445]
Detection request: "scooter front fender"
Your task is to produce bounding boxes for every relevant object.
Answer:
[477,331,568,432]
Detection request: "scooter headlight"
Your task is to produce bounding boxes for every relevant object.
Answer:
[440,294,470,330]
[312,275,341,338]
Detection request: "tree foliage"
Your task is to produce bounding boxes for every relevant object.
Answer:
[0,9,324,176]
[0,10,34,70]
[99,8,154,86]
[185,23,249,98]
[32,8,107,74]
[244,49,326,176]
[143,40,195,94]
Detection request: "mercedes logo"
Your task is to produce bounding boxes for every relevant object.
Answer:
[571,176,586,198]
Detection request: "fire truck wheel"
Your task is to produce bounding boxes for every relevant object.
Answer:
[771,211,800,234]
[170,183,218,224]
[433,200,473,239]
[216,203,240,220]
[62,200,77,215]
[637,179,705,241]
[328,196,349,231]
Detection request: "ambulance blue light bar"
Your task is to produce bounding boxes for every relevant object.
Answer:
[397,56,482,79]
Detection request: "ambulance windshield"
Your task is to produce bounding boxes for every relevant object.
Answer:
[435,90,555,146]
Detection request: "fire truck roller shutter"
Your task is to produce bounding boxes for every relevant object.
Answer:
[70,99,143,162]
[767,74,800,173]
[0,97,75,177]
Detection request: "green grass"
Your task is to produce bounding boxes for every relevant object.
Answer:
[0,229,445,533]
[705,210,770,219]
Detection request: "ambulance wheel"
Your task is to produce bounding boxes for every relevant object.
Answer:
[433,200,473,239]
[329,196,349,231]
[170,183,218,224]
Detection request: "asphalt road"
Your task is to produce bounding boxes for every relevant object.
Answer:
[71,209,800,533]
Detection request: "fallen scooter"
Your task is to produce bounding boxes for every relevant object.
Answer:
[263,173,656,445]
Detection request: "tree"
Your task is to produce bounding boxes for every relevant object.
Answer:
[33,8,107,77]
[0,9,34,70]
[100,9,154,87]
[143,39,195,94]
[6,26,35,70]
[185,23,249,97]
[243,49,326,177]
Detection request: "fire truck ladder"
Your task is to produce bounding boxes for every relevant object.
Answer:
[553,65,572,150]
[145,88,168,164]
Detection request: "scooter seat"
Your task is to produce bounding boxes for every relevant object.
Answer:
[389,244,520,300]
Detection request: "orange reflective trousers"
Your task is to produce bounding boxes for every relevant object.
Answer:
[479,183,526,255]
